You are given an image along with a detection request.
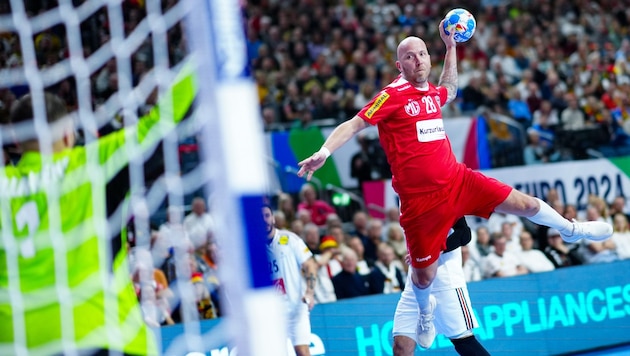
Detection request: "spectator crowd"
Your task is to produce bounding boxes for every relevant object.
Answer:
[126,196,221,326]
[250,0,630,162]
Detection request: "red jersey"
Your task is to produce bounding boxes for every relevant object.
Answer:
[357,76,458,196]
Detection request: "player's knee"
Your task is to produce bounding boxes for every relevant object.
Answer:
[412,275,432,289]
[501,191,539,216]
[411,265,437,288]
[524,195,541,213]
[294,345,311,356]
[448,329,473,339]
[393,336,416,356]
[411,272,431,288]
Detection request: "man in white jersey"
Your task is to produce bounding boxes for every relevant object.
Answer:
[393,218,490,355]
[263,204,319,356]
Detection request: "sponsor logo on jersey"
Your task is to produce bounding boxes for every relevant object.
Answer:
[435,95,441,107]
[365,92,390,119]
[279,235,289,245]
[416,119,446,142]
[415,255,432,263]
[404,100,421,116]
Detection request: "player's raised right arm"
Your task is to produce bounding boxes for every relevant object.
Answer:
[437,19,458,105]
[297,115,369,181]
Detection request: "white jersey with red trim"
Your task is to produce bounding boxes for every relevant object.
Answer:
[266,228,313,310]
[357,76,458,196]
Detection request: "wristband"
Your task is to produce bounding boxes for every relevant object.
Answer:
[318,146,331,159]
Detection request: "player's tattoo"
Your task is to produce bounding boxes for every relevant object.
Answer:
[306,274,316,290]
[302,259,317,292]
[438,55,458,104]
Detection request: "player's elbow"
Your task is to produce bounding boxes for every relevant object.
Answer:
[346,115,368,132]
[304,258,318,272]
[446,91,457,105]
[445,87,458,105]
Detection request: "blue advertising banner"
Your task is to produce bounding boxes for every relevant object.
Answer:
[160,260,630,355]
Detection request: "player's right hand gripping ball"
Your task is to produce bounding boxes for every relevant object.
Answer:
[443,8,476,43]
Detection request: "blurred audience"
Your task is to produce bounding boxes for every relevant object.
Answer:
[349,210,370,243]
[469,225,493,263]
[363,218,385,266]
[576,205,619,264]
[297,183,336,227]
[303,223,322,254]
[482,235,529,279]
[332,247,370,300]
[517,231,555,273]
[313,236,341,304]
[611,212,630,260]
[183,197,214,249]
[368,243,405,294]
[385,222,407,264]
[461,245,482,283]
[609,196,630,223]
[346,235,372,275]
[278,192,297,226]
[544,229,584,268]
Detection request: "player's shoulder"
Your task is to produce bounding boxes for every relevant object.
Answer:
[382,77,441,96]
[383,76,413,94]
[423,81,444,94]
[275,229,301,244]
[433,83,449,98]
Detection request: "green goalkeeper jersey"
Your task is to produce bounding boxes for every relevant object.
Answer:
[0,68,196,356]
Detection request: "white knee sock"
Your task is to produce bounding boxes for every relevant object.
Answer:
[412,282,433,313]
[527,198,573,234]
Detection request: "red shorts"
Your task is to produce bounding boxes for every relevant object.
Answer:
[400,164,512,268]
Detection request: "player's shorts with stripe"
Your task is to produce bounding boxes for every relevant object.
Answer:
[287,302,311,346]
[392,247,477,339]
[400,163,512,268]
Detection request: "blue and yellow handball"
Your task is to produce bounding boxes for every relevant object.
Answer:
[443,8,476,43]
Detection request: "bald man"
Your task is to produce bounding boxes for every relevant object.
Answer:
[297,22,612,349]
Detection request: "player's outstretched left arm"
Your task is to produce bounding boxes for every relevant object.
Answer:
[437,19,458,105]
[297,115,369,180]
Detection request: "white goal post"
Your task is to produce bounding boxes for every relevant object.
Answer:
[0,0,287,355]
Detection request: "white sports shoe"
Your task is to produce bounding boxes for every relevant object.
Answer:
[416,294,437,349]
[560,219,613,243]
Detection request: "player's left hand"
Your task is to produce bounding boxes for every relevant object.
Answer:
[303,291,315,311]
[297,151,328,181]
[438,19,457,48]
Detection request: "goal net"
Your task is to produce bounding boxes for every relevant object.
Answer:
[0,0,286,355]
